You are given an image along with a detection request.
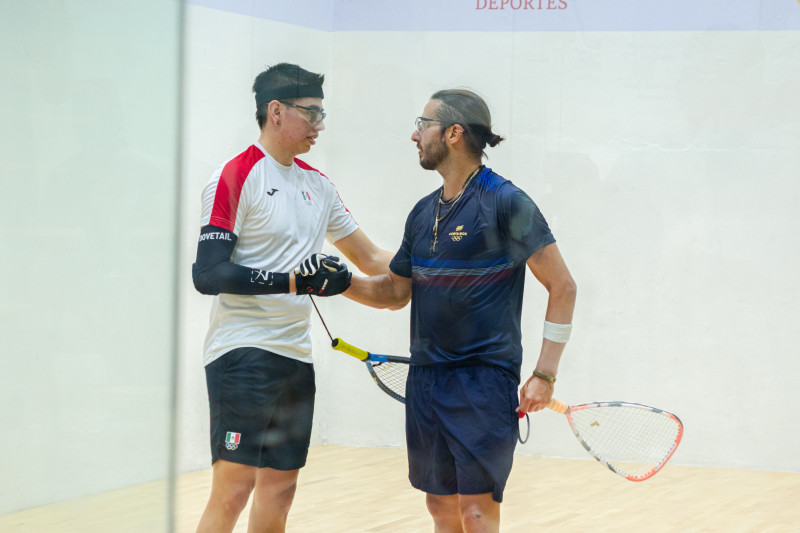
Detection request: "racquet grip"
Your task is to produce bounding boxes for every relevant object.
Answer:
[547,398,569,414]
[331,338,370,361]
[518,398,569,417]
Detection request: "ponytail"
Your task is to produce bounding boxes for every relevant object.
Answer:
[485,132,504,148]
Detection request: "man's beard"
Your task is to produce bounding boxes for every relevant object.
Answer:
[419,136,448,170]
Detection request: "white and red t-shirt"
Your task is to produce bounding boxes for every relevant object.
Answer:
[199,143,358,365]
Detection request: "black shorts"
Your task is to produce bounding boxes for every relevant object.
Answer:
[205,347,315,470]
[406,363,519,503]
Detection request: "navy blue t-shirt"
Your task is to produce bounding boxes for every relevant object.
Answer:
[390,167,554,383]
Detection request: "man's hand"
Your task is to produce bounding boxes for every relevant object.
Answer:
[294,253,338,277]
[518,373,554,414]
[295,257,352,296]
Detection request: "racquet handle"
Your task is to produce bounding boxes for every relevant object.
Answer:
[517,398,570,418]
[547,398,569,414]
[331,338,370,361]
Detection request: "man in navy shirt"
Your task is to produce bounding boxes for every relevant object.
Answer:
[347,89,576,532]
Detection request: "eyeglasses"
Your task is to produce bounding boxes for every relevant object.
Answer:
[415,116,454,133]
[280,101,326,124]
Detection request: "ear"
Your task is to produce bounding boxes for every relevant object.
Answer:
[267,100,282,126]
[446,123,466,145]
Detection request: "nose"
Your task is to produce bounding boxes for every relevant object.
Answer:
[315,120,326,132]
[411,130,420,142]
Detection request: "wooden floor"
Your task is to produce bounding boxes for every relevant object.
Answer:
[3,445,799,532]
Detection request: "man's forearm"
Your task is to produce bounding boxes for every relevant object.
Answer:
[535,280,577,377]
[344,274,410,310]
[355,249,395,276]
[534,340,566,378]
[333,228,395,276]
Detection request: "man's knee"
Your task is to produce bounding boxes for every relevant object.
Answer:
[271,479,298,510]
[211,461,257,514]
[459,494,500,532]
[218,479,255,515]
[426,493,460,521]
[459,503,486,526]
[254,467,299,510]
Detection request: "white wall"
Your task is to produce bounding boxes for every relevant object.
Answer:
[179,4,800,475]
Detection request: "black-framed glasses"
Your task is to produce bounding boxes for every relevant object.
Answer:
[415,116,454,133]
[280,101,326,124]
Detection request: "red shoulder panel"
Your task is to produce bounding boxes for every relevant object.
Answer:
[208,145,265,232]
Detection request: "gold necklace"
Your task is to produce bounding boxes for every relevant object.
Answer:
[431,166,482,254]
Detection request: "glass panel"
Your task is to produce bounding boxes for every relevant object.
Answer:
[0,1,182,531]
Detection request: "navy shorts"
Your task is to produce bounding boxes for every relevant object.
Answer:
[205,347,315,470]
[406,363,520,503]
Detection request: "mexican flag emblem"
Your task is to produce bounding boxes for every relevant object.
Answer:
[225,432,241,450]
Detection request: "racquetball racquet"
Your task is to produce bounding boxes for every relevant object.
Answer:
[527,398,684,481]
[308,296,410,404]
[308,296,410,403]
[330,337,409,403]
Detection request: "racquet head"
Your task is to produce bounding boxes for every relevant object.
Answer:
[364,354,409,403]
[562,401,683,481]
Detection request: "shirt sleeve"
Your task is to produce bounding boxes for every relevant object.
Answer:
[325,182,359,243]
[389,210,414,279]
[498,184,555,263]
[200,163,251,236]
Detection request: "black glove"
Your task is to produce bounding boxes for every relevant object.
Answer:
[294,253,332,277]
[295,257,352,296]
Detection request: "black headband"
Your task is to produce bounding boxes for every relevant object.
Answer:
[255,85,324,107]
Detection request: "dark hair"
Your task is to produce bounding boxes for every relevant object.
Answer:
[431,89,504,159]
[252,63,325,129]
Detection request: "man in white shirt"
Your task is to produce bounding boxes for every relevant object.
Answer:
[192,62,392,533]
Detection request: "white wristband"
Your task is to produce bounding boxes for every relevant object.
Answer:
[543,321,572,343]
